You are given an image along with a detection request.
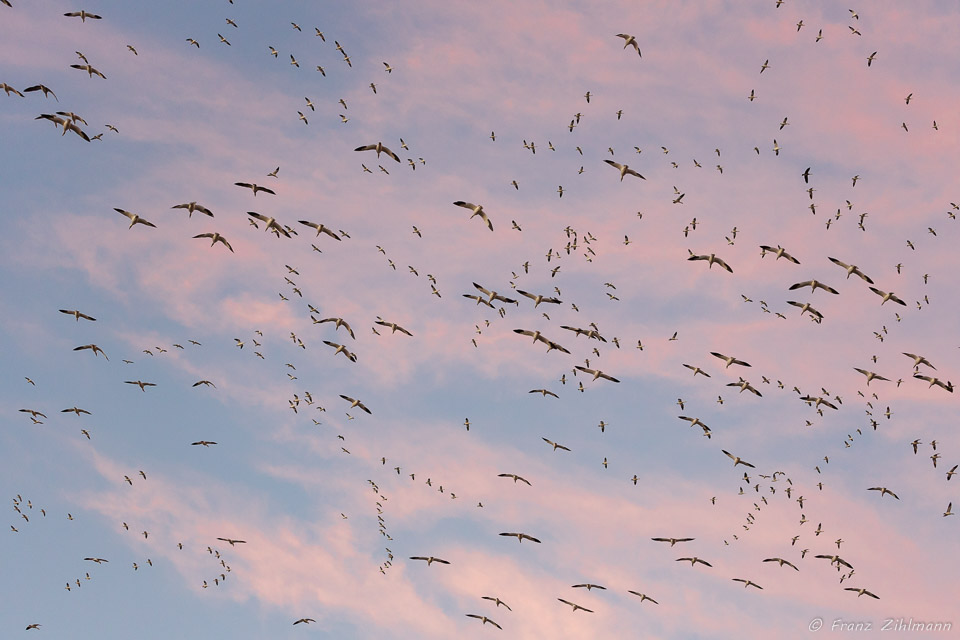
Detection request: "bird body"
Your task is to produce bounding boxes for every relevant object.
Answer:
[355,142,400,162]
[689,252,733,272]
[616,33,641,55]
[453,201,493,231]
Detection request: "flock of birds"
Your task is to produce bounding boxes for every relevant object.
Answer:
[3,0,958,635]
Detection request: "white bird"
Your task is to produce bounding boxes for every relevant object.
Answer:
[722,450,755,468]
[516,289,561,307]
[355,142,400,162]
[603,159,645,181]
[323,340,357,362]
[615,33,641,56]
[171,202,213,218]
[902,352,935,370]
[339,395,372,414]
[465,614,502,629]
[298,220,341,240]
[913,374,953,393]
[193,233,233,252]
[247,212,290,237]
[374,318,413,336]
[710,352,751,368]
[868,287,906,306]
[789,280,839,295]
[688,252,732,272]
[828,257,874,284]
[786,301,823,321]
[853,368,889,385]
[573,366,620,383]
[453,201,493,231]
[759,245,800,264]
[557,598,593,613]
[64,10,102,21]
[317,317,355,339]
[69,64,107,79]
[114,208,156,229]
[234,182,275,197]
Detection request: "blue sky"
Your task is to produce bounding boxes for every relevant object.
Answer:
[2,1,959,638]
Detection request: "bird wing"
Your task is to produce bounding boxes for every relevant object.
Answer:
[473,282,493,297]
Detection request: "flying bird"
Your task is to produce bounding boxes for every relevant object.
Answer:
[247,212,290,237]
[627,591,659,604]
[828,257,874,283]
[688,252,733,272]
[763,557,799,570]
[114,208,156,229]
[317,317,356,339]
[786,301,823,321]
[542,437,570,451]
[615,33,641,56]
[172,202,213,218]
[759,245,800,263]
[732,578,763,589]
[24,84,58,100]
[69,64,106,79]
[298,220,341,240]
[903,352,936,370]
[453,201,494,231]
[73,344,108,360]
[528,389,559,398]
[854,368,889,385]
[676,557,713,567]
[557,598,593,613]
[409,556,450,565]
[499,532,541,543]
[722,450,755,468]
[193,233,234,252]
[465,614,502,629]
[216,538,246,546]
[339,395,372,414]
[516,289,561,307]
[481,596,512,610]
[913,374,953,393]
[124,380,156,392]
[710,352,751,368]
[868,287,906,306]
[64,10,102,21]
[651,537,694,546]
[573,366,620,382]
[603,160,645,181]
[374,318,413,336]
[59,309,96,321]
[355,142,401,162]
[789,280,839,294]
[234,182,276,197]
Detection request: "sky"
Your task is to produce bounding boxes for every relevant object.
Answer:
[1,1,959,638]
